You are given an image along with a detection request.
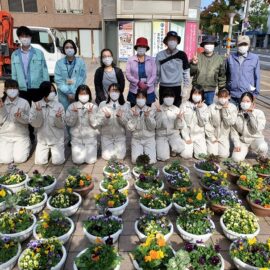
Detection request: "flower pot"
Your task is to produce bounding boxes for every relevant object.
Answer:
[134,181,164,197]
[1,174,29,193]
[220,216,260,241]
[226,171,239,183]
[199,180,212,191]
[0,189,12,213]
[176,219,215,243]
[96,198,129,216]
[0,214,36,242]
[139,202,172,215]
[209,203,228,215]
[162,165,190,177]
[15,192,48,214]
[134,220,174,242]
[99,180,129,193]
[0,242,21,270]
[73,181,94,197]
[73,249,120,270]
[103,166,130,179]
[47,192,82,217]
[132,167,160,179]
[193,163,220,178]
[237,183,251,194]
[173,202,206,214]
[26,177,57,195]
[247,197,270,217]
[257,172,270,179]
[33,217,75,244]
[166,181,193,192]
[18,245,67,270]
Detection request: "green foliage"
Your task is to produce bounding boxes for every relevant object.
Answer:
[28,170,55,188]
[0,238,19,264]
[249,0,269,31]
[167,250,190,270]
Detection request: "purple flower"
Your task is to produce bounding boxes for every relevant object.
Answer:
[211,255,220,265]
[184,242,194,252]
[214,244,221,252]
[2,236,11,243]
[255,199,262,205]
[199,256,206,265]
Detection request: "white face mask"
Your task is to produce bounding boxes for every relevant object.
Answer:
[6,89,19,99]
[167,40,177,51]
[163,97,174,106]
[218,98,228,106]
[79,94,89,104]
[136,98,146,108]
[20,37,31,47]
[192,95,202,103]
[110,92,120,101]
[240,101,251,111]
[102,57,113,66]
[204,44,215,54]
[137,47,146,56]
[238,45,249,55]
[65,48,75,57]
[47,92,56,101]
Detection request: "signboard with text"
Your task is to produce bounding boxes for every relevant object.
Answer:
[118,21,134,61]
[184,21,198,60]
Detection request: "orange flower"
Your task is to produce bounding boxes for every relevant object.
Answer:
[108,200,115,207]
[187,198,193,203]
[264,204,270,208]
[157,238,166,247]
[149,250,159,260]
[179,188,187,192]
[144,255,152,262]
[91,255,100,261]
[86,175,92,181]
[42,222,49,229]
[240,175,247,181]
[79,180,85,187]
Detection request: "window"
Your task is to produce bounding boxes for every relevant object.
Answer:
[31,30,55,53]
[55,0,83,14]
[8,0,38,12]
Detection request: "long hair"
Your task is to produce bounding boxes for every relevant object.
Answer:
[188,84,205,103]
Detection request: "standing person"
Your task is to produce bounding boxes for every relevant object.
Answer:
[0,79,30,164]
[98,83,130,160]
[231,92,268,162]
[126,37,157,107]
[94,49,125,105]
[190,35,226,105]
[54,39,87,110]
[66,85,99,164]
[226,35,260,107]
[29,82,65,165]
[156,31,190,107]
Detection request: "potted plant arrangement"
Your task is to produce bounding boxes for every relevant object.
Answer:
[253,156,270,178]
[206,185,242,214]
[223,159,252,182]
[163,160,190,177]
[200,171,229,191]
[0,185,12,212]
[167,243,224,270]
[33,210,74,244]
[173,188,206,213]
[133,154,159,179]
[194,154,220,178]
[13,188,47,214]
[18,238,67,270]
[134,213,174,242]
[139,188,172,215]
[0,237,21,270]
[176,208,215,243]
[0,208,36,242]
[83,212,123,244]
[74,242,122,270]
[247,189,270,216]
[26,170,56,195]
[0,164,28,193]
[100,173,129,192]
[230,237,270,270]
[95,189,129,216]
[220,205,260,241]
[47,188,82,217]
[131,233,174,270]
[103,156,130,178]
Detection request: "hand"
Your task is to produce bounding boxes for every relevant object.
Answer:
[144,109,151,118]
[88,104,93,113]
[35,102,42,111]
[177,111,184,119]
[186,139,192,144]
[137,81,148,91]
[155,102,162,112]
[68,94,75,102]
[192,53,198,64]
[0,99,4,108]
[196,100,205,108]
[14,108,21,118]
[247,103,255,112]
[116,109,123,118]
[67,79,74,85]
[103,108,111,118]
[71,104,78,112]
[131,108,139,117]
[234,147,241,152]
[56,108,63,118]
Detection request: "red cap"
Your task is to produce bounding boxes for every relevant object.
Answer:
[134,37,150,51]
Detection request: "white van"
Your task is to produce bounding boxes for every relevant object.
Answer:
[13,26,65,77]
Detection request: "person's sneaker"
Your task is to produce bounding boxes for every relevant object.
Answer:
[171,151,177,157]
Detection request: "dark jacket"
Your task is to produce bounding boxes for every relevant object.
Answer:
[94,66,125,105]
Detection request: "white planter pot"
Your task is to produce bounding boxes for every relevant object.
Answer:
[132,167,160,179]
[103,166,130,180]
[176,219,215,243]
[193,163,220,178]
[99,180,129,193]
[232,256,259,270]
[0,214,36,242]
[73,248,120,270]
[162,165,190,177]
[0,243,21,270]
[134,220,174,242]
[15,193,48,214]
[220,216,260,241]
[96,198,129,217]
[47,192,82,217]
[0,189,12,213]
[33,217,74,244]
[1,174,29,193]
[18,245,67,270]
[139,202,172,215]
[134,181,164,197]
[26,177,57,195]
[173,202,206,214]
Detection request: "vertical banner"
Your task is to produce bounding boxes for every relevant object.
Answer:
[170,21,185,51]
[118,21,134,61]
[152,21,169,56]
[184,21,198,60]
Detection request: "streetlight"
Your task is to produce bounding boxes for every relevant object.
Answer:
[227,12,236,55]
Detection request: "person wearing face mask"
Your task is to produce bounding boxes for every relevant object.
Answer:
[155,31,190,107]
[94,49,125,105]
[190,36,226,105]
[127,90,156,164]
[98,83,130,160]
[155,89,186,161]
[226,35,260,107]
[54,39,86,110]
[180,85,208,159]
[66,85,99,164]
[231,92,268,162]
[29,81,65,165]
[126,37,157,107]
[205,88,237,158]
[0,79,30,164]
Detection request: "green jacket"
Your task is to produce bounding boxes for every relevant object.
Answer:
[190,53,226,92]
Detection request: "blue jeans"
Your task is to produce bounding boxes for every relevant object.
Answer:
[204,91,215,105]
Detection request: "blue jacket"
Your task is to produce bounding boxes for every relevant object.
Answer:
[11,47,49,91]
[54,57,86,110]
[226,52,260,98]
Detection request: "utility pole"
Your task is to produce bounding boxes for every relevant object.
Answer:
[242,0,251,34]
[227,12,236,55]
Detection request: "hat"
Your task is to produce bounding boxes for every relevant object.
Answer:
[237,35,250,46]
[134,37,150,51]
[163,31,181,45]
[200,35,218,47]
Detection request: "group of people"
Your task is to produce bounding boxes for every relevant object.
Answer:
[0,26,267,166]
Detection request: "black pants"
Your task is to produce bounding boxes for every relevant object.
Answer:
[159,85,182,107]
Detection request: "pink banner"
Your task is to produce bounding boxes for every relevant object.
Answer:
[184,21,198,60]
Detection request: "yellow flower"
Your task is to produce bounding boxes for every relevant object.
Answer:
[196,192,203,201]
[157,250,164,259]
[108,200,115,207]
[118,172,123,177]
[4,244,9,248]
[248,237,257,246]
[41,211,50,221]
[0,189,6,197]
[107,184,113,190]
[94,194,100,200]
[144,255,152,262]
[58,188,65,193]
[122,189,128,196]
[67,188,73,193]
[42,222,49,229]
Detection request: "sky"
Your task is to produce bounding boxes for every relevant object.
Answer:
[201,0,213,9]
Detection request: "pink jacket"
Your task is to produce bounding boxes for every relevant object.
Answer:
[126,55,157,94]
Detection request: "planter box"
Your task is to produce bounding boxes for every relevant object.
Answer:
[1,174,29,193]
[0,243,21,270]
[134,181,164,197]
[103,166,130,180]
[173,202,206,214]
[26,177,57,195]
[99,180,129,193]
[193,163,220,178]
[139,202,172,215]
[132,167,160,180]
[73,182,94,197]
[96,198,129,216]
